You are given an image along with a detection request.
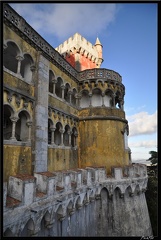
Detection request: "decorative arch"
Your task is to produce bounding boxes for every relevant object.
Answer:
[54,122,63,145]
[3,40,22,74]
[20,218,35,237]
[41,210,51,229]
[20,53,34,83]
[63,124,70,146]
[100,187,109,199]
[80,89,90,108]
[67,200,75,216]
[113,186,123,199]
[15,109,32,141]
[3,228,14,237]
[125,185,133,197]
[56,205,66,221]
[134,184,141,196]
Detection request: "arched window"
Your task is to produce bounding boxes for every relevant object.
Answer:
[64,83,70,103]
[3,41,20,73]
[54,122,62,145]
[20,54,34,83]
[55,77,63,98]
[80,90,90,108]
[91,88,102,107]
[63,125,70,146]
[3,105,13,140]
[16,111,30,141]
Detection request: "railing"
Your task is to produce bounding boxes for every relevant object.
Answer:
[79,68,122,82]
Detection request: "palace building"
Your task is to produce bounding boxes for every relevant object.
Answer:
[3,3,152,237]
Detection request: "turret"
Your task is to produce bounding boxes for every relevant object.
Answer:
[94,37,103,68]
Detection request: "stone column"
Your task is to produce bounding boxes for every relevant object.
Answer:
[76,93,82,108]
[16,55,24,76]
[60,129,65,146]
[52,79,57,95]
[10,117,19,140]
[34,54,49,172]
[68,90,72,104]
[74,133,78,147]
[68,130,72,146]
[26,121,32,142]
[30,65,36,85]
[113,93,116,107]
[61,85,65,99]
[51,127,56,145]
[120,99,124,110]
[102,92,105,107]
[89,93,92,107]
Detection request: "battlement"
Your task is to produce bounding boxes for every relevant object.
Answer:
[3,164,147,209]
[55,33,103,69]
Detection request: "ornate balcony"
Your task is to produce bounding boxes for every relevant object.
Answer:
[78,68,122,82]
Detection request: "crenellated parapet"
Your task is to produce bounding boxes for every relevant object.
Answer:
[56,33,103,71]
[3,164,147,210]
[3,163,150,236]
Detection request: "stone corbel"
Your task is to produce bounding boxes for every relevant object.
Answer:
[119,193,124,198]
[15,95,21,107]
[23,102,28,109]
[7,92,13,103]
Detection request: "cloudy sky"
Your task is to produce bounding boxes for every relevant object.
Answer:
[9,3,157,164]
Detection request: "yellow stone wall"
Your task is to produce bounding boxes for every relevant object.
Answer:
[3,145,32,182]
[48,148,78,172]
[48,95,78,116]
[78,108,129,174]
[4,72,35,98]
[78,119,129,174]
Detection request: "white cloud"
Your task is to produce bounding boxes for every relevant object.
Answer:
[129,139,157,148]
[127,111,157,137]
[10,3,117,40]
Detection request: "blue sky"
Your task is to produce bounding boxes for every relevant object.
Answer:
[9,3,157,164]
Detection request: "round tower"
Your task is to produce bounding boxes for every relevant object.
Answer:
[78,69,131,174]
